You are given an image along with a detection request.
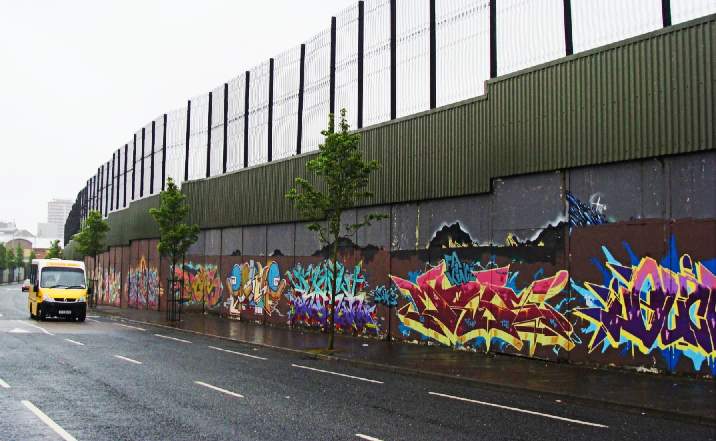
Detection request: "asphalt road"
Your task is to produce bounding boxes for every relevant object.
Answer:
[0,283,714,441]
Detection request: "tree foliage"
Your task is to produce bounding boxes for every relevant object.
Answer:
[28,250,37,264]
[46,240,63,259]
[0,243,6,270]
[6,249,15,270]
[73,210,110,259]
[149,177,199,265]
[14,245,24,268]
[286,109,386,349]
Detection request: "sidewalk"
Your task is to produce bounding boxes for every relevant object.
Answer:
[95,306,716,425]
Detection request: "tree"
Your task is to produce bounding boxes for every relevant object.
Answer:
[14,245,24,273]
[46,240,63,259]
[149,177,199,319]
[73,210,110,305]
[0,244,6,270]
[286,109,387,350]
[6,249,15,270]
[28,250,36,264]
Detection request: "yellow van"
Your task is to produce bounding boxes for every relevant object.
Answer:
[28,259,88,322]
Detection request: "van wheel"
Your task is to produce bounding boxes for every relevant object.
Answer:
[30,307,36,320]
[37,305,45,321]
[77,314,86,322]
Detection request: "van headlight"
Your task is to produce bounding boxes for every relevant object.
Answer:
[42,295,55,303]
[78,296,86,303]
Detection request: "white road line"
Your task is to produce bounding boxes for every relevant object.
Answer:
[194,381,244,398]
[115,323,146,331]
[428,392,608,428]
[356,434,384,441]
[208,345,268,360]
[86,318,99,322]
[87,315,100,318]
[291,364,384,384]
[64,339,84,346]
[0,377,10,388]
[154,333,191,343]
[114,355,143,365]
[18,320,54,336]
[22,400,78,441]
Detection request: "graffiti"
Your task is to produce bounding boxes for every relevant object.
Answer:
[175,262,222,308]
[285,260,379,334]
[128,257,160,309]
[372,285,398,308]
[574,239,716,374]
[98,267,121,306]
[567,191,607,228]
[224,260,287,317]
[428,222,476,248]
[588,193,607,215]
[392,258,577,355]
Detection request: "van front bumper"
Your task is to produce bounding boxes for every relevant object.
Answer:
[40,301,86,318]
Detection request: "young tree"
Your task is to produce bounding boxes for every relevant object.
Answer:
[0,243,6,270]
[28,250,36,264]
[46,240,63,259]
[73,210,110,305]
[6,249,15,270]
[149,177,199,319]
[286,109,386,350]
[14,245,24,277]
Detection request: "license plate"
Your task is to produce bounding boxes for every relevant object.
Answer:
[58,310,71,315]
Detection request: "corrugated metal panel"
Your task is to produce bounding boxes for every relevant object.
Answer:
[121,15,714,235]
[104,194,161,246]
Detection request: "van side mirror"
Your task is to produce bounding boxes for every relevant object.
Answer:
[33,283,39,292]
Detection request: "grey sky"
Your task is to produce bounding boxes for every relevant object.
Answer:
[0,0,355,233]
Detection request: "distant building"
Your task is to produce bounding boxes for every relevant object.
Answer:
[1,220,55,259]
[37,198,73,239]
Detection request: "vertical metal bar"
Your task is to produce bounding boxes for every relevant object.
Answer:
[390,0,397,120]
[104,161,109,217]
[357,1,365,129]
[123,143,128,206]
[563,0,573,56]
[132,134,137,201]
[116,149,121,208]
[329,16,337,119]
[429,0,436,109]
[184,100,191,181]
[206,91,212,177]
[662,0,671,27]
[150,121,155,194]
[110,153,115,211]
[297,44,306,154]
[222,83,228,174]
[268,58,274,162]
[243,71,250,168]
[490,0,497,78]
[140,127,145,197]
[161,114,167,190]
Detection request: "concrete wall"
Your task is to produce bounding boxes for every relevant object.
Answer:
[90,151,716,376]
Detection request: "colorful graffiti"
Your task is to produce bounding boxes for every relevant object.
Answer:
[127,257,160,309]
[285,260,379,334]
[567,191,607,229]
[392,258,577,355]
[98,267,121,306]
[175,262,222,308]
[574,238,716,374]
[224,260,287,317]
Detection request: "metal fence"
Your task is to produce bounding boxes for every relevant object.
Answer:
[73,0,715,230]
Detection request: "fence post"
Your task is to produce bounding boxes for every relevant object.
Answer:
[116,148,121,208]
[184,100,191,182]
[661,0,671,27]
[490,0,497,78]
[297,45,306,154]
[243,71,250,168]
[99,165,104,215]
[222,83,228,174]
[140,127,146,197]
[110,152,115,212]
[123,143,128,206]
[150,120,156,194]
[162,113,167,191]
[132,134,137,201]
[330,16,337,120]
[390,0,397,120]
[268,58,274,162]
[563,0,573,56]
[429,0,436,109]
[357,1,365,129]
[104,160,110,217]
[207,91,212,177]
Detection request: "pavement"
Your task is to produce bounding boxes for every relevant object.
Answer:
[1,283,715,441]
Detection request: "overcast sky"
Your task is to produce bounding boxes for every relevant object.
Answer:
[0,0,355,234]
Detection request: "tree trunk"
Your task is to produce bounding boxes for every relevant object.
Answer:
[386,306,392,342]
[328,234,339,351]
[92,254,98,308]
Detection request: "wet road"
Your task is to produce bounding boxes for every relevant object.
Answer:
[0,283,713,441]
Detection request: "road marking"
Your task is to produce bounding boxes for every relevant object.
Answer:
[0,377,10,388]
[19,320,54,336]
[154,334,191,343]
[87,315,100,318]
[8,328,31,333]
[428,392,608,428]
[86,318,99,322]
[194,381,244,398]
[115,323,146,331]
[114,355,143,365]
[22,400,78,441]
[356,434,383,441]
[64,339,84,346]
[291,364,383,384]
[208,345,267,360]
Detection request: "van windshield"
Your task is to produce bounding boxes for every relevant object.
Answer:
[40,267,86,289]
